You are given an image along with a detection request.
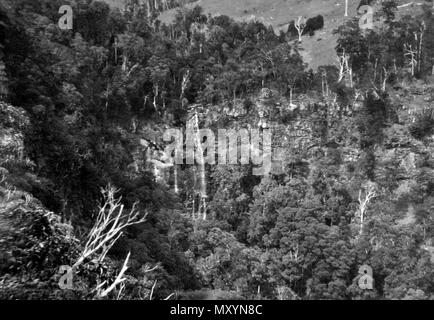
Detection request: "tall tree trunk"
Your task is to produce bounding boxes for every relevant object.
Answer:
[146,0,151,20]
[193,110,207,220]
[122,55,128,72]
[174,163,179,194]
[418,24,425,73]
[357,182,376,237]
[114,36,118,64]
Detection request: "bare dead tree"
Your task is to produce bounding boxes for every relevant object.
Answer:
[382,67,391,91]
[73,185,147,270]
[145,0,151,20]
[276,286,285,300]
[161,0,169,11]
[276,286,300,300]
[181,70,190,108]
[174,164,179,194]
[288,244,300,262]
[337,53,345,82]
[373,57,378,83]
[354,89,362,103]
[122,54,128,72]
[294,16,306,42]
[289,87,297,109]
[404,43,417,77]
[357,182,377,237]
[336,50,353,87]
[72,186,148,298]
[193,109,207,220]
[346,60,353,88]
[321,69,329,97]
[417,21,426,74]
[153,84,159,113]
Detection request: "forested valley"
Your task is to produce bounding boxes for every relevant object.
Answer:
[1,0,434,300]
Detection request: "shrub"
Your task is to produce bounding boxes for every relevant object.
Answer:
[303,15,324,36]
[410,109,434,140]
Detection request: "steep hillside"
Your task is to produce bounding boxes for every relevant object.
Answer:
[101,0,430,68]
[156,0,358,68]
[155,0,429,68]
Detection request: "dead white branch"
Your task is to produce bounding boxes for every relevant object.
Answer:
[336,50,353,87]
[357,182,377,236]
[354,89,362,104]
[382,67,391,91]
[404,43,417,77]
[126,63,140,78]
[98,252,131,298]
[116,282,125,300]
[144,263,160,273]
[164,293,176,300]
[149,279,157,300]
[294,16,306,42]
[73,185,147,270]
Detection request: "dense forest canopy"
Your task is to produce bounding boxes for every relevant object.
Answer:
[0,0,434,300]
